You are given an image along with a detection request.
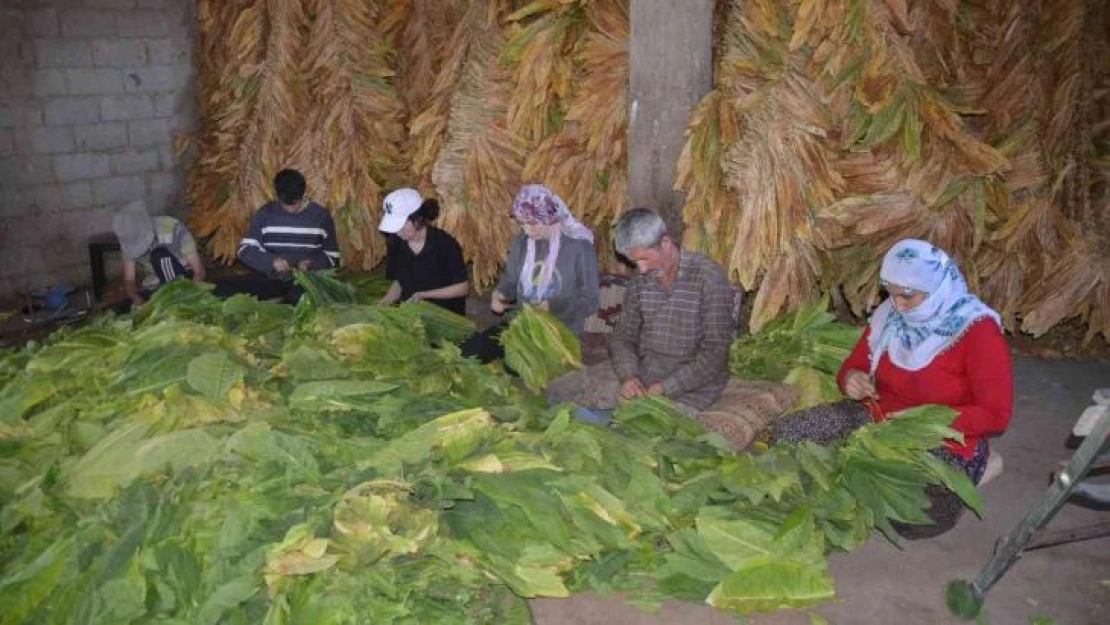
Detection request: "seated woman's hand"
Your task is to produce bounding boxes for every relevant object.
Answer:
[490,291,510,314]
[843,369,877,400]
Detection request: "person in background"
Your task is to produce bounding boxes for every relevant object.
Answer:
[460,184,600,362]
[772,238,1013,539]
[112,200,205,312]
[377,188,468,315]
[215,168,340,303]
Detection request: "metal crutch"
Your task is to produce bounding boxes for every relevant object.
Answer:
[946,408,1110,618]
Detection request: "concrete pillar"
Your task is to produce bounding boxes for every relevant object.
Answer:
[627,0,715,237]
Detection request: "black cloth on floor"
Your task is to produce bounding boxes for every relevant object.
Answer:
[213,272,303,304]
[459,322,507,364]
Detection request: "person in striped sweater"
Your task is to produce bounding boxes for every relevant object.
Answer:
[215,169,340,303]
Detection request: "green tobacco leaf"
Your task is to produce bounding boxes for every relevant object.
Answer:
[280,345,351,382]
[794,442,836,491]
[0,538,72,625]
[288,379,398,412]
[293,270,356,307]
[0,376,59,424]
[63,426,217,498]
[613,396,704,438]
[95,566,147,622]
[187,352,244,403]
[661,529,733,583]
[225,423,319,478]
[695,508,775,570]
[773,507,825,565]
[196,576,259,625]
[484,553,569,598]
[502,306,582,392]
[919,453,985,516]
[783,366,827,410]
[706,557,834,613]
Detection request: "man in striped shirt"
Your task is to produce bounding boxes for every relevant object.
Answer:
[216,169,340,302]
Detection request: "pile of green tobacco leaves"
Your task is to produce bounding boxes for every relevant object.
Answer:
[0,282,977,624]
[501,305,583,392]
[730,299,864,409]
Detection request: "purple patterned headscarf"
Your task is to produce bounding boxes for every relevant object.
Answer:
[511,185,593,303]
[510,185,593,241]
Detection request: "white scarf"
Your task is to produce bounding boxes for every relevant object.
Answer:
[868,239,1001,374]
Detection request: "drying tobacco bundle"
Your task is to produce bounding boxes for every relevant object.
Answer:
[678,0,1110,341]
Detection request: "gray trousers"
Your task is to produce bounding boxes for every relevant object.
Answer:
[546,362,699,416]
[548,362,800,450]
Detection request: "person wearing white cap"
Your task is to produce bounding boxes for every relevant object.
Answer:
[112,200,205,310]
[378,188,468,315]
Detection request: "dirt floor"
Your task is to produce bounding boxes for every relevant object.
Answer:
[529,354,1110,625]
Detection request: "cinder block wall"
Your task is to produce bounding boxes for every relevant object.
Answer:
[0,0,195,301]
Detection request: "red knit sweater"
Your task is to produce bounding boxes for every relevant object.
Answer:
[836,318,1014,458]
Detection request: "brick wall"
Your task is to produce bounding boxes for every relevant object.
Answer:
[0,0,195,300]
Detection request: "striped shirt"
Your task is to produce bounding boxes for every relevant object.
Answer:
[609,251,735,410]
[238,201,340,274]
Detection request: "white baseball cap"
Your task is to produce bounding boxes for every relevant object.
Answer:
[379,188,423,234]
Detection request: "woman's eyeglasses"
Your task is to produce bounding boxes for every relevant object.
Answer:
[880,280,924,301]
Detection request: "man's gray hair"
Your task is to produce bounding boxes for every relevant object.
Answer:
[612,208,668,256]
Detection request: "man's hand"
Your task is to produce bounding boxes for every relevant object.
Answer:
[273,258,292,273]
[620,377,647,399]
[843,369,877,400]
[409,291,426,302]
[297,259,312,272]
[646,382,665,397]
[536,300,550,312]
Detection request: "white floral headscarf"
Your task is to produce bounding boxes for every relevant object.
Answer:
[868,239,1001,374]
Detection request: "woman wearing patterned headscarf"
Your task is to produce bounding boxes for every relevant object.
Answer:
[460,184,600,363]
[773,239,1013,539]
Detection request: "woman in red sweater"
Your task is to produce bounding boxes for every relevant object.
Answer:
[773,239,1013,538]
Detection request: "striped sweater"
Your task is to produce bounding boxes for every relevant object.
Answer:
[238,201,341,274]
